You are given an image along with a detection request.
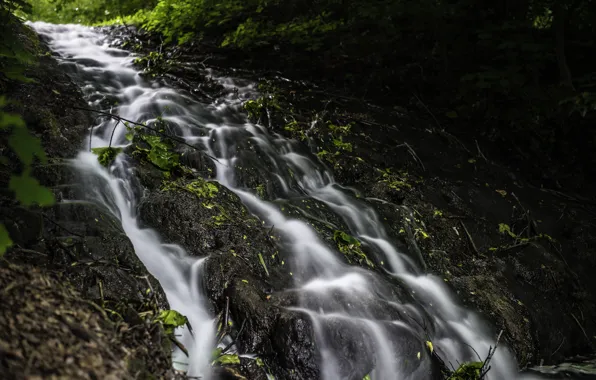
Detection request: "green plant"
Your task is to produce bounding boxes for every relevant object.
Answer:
[91,146,122,167]
[155,309,188,334]
[0,97,55,255]
[333,230,374,268]
[136,134,180,171]
[447,361,484,380]
[243,95,280,122]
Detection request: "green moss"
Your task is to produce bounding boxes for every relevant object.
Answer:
[163,177,219,209]
[378,168,413,191]
[185,179,219,199]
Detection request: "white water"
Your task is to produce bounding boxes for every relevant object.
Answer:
[30,22,545,379]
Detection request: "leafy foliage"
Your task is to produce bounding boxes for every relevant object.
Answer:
[333,230,374,268]
[130,130,180,171]
[213,353,240,365]
[156,309,188,335]
[27,0,156,24]
[91,146,122,167]
[447,361,484,380]
[0,96,55,255]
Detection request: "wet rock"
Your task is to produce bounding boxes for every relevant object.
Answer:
[229,72,596,369]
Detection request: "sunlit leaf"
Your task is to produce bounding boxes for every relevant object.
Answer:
[425,340,433,353]
[157,309,188,328]
[157,309,188,334]
[214,354,240,365]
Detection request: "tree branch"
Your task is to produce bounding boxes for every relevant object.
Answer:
[71,105,226,167]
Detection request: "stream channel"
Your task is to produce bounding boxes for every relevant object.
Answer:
[29,22,562,380]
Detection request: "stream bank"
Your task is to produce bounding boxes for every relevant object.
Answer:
[1,19,181,379]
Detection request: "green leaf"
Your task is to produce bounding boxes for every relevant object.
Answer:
[140,134,180,170]
[8,126,47,165]
[498,223,517,238]
[258,253,269,276]
[0,111,25,129]
[0,224,13,256]
[425,340,434,353]
[9,172,55,206]
[157,309,188,328]
[214,354,240,365]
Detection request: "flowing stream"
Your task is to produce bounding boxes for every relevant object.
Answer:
[30,22,548,380]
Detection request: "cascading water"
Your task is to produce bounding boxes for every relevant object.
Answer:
[29,22,546,380]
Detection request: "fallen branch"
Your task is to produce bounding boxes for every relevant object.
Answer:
[220,318,247,355]
[169,335,189,357]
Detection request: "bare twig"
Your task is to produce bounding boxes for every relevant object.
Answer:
[412,93,441,129]
[169,336,189,357]
[394,142,425,171]
[511,192,536,238]
[480,330,503,377]
[220,318,247,355]
[462,342,484,362]
[551,336,566,357]
[41,214,86,238]
[404,142,425,171]
[412,93,472,155]
[223,296,230,337]
[475,140,488,161]
[459,220,480,256]
[571,312,590,342]
[108,119,122,148]
[89,121,93,151]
